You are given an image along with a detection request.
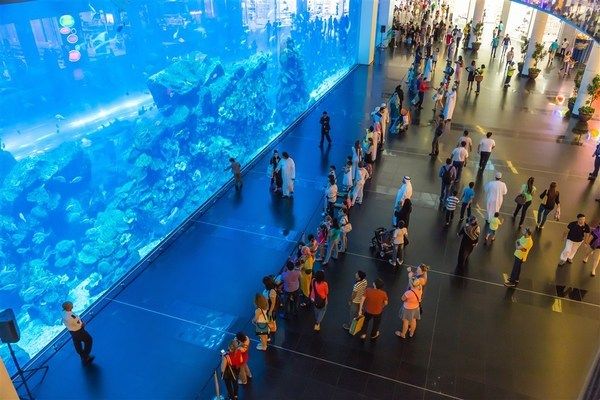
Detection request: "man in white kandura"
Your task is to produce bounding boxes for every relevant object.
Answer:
[484,172,507,222]
[277,151,296,198]
[394,176,413,209]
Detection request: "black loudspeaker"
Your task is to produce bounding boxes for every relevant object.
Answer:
[380,25,386,33]
[0,308,20,343]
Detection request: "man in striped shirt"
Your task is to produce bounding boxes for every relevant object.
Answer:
[343,271,367,330]
[445,190,460,226]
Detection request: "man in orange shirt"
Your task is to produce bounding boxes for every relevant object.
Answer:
[358,278,388,340]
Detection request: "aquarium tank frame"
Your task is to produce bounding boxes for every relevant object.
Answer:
[14,64,357,377]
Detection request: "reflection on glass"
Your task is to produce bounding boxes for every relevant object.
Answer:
[0,0,359,372]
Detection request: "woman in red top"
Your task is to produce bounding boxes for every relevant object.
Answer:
[310,270,329,331]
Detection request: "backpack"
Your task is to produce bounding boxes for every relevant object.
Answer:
[442,166,453,184]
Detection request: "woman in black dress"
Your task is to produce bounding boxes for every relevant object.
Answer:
[394,198,413,228]
[269,150,282,193]
[456,216,480,271]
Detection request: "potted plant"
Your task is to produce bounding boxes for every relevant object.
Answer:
[568,69,584,113]
[518,37,529,74]
[526,42,547,79]
[578,74,600,122]
[471,22,484,51]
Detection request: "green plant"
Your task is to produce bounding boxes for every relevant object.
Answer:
[520,36,529,55]
[473,22,484,43]
[529,42,547,70]
[579,74,600,114]
[574,69,584,91]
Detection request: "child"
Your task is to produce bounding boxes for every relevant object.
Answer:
[315,224,328,262]
[342,160,353,191]
[485,212,503,244]
[328,165,337,184]
[445,190,460,226]
[459,182,475,221]
[432,47,439,68]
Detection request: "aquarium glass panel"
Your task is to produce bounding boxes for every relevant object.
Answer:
[0,0,360,371]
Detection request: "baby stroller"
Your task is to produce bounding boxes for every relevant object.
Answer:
[369,227,394,259]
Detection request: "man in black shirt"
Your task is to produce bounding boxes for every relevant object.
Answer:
[395,84,404,111]
[319,111,331,147]
[559,213,591,265]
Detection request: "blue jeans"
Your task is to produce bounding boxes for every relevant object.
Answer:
[537,204,551,226]
[314,302,328,324]
[509,256,524,283]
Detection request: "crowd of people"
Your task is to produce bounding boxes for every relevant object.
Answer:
[213,1,600,399]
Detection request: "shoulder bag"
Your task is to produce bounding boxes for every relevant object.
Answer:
[254,309,270,335]
[409,289,422,315]
[312,280,326,309]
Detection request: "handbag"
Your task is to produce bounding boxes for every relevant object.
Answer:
[312,280,326,309]
[409,289,422,315]
[254,310,270,334]
[514,193,526,205]
[474,74,483,82]
[349,315,365,336]
[342,222,353,233]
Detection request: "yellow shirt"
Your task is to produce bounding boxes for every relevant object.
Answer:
[514,236,533,261]
[489,217,501,231]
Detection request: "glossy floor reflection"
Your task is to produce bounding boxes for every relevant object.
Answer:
[24,43,600,399]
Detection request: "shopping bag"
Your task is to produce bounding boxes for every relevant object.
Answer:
[349,315,365,336]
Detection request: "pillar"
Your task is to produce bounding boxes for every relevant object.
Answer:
[522,11,548,76]
[572,42,600,116]
[560,23,577,49]
[499,0,511,31]
[0,359,18,400]
[377,0,394,47]
[468,0,485,48]
[472,0,485,24]
[358,0,379,65]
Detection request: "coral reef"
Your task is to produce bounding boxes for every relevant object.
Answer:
[0,9,359,374]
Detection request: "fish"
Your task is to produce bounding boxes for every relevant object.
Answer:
[55,114,65,120]
[81,138,92,147]
[0,284,18,291]
[18,212,26,222]
[178,37,185,43]
[16,247,30,254]
[53,176,67,183]
[70,176,83,184]
[173,28,180,39]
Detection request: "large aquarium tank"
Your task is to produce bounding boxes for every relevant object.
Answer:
[0,0,360,371]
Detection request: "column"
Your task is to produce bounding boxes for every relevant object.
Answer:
[560,23,577,49]
[472,0,485,23]
[377,0,394,47]
[358,0,379,65]
[468,0,485,48]
[522,11,548,76]
[572,42,600,116]
[499,0,511,30]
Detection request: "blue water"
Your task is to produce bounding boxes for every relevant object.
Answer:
[0,0,359,371]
